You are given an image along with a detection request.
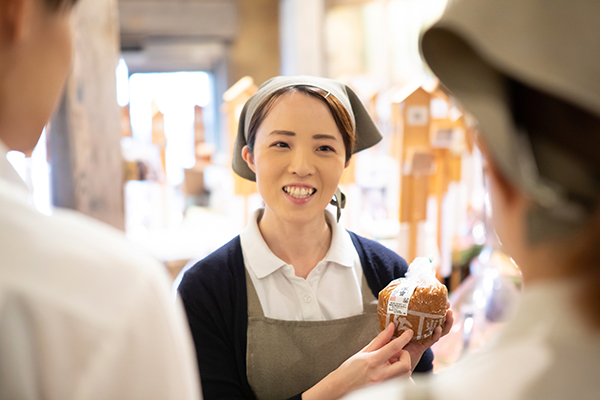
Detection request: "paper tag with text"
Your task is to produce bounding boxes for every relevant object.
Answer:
[387,280,417,316]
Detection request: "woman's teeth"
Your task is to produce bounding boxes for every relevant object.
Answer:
[284,186,316,199]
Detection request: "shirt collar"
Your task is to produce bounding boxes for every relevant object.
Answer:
[240,208,288,279]
[322,209,356,268]
[0,139,30,199]
[500,277,589,341]
[240,209,356,279]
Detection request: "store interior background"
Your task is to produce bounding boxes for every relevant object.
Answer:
[7,0,521,370]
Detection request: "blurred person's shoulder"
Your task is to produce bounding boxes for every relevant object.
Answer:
[0,179,172,327]
[0,180,201,399]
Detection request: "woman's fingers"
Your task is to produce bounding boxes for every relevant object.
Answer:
[442,308,454,337]
[373,329,413,364]
[328,325,414,396]
[408,325,440,351]
[431,326,443,343]
[384,347,412,379]
[363,322,395,352]
[364,305,453,356]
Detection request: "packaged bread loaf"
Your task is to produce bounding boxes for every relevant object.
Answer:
[378,257,448,344]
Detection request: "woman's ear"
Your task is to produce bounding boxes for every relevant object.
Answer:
[242,145,256,173]
[488,160,516,203]
[479,140,517,206]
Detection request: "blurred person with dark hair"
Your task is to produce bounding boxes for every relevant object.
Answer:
[343,1,600,399]
[0,0,201,398]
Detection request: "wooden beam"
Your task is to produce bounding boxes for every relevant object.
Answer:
[119,1,239,43]
[48,0,124,230]
[231,0,280,86]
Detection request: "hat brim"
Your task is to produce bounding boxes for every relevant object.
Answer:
[421,27,521,191]
[421,24,599,239]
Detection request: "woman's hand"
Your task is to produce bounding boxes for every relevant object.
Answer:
[404,302,454,371]
[302,323,413,400]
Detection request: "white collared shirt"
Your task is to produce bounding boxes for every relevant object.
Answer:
[0,141,201,399]
[241,208,364,321]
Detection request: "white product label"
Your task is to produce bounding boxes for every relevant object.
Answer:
[406,106,429,126]
[387,281,417,316]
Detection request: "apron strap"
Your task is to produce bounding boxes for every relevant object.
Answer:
[246,269,266,318]
[360,274,377,306]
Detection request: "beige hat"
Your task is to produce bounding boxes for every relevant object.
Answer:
[421,0,600,240]
[232,75,383,182]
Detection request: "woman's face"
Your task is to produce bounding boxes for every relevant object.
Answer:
[243,91,348,225]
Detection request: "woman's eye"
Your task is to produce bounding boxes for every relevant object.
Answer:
[317,145,336,153]
[271,142,290,148]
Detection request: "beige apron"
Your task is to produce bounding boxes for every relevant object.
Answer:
[246,270,380,400]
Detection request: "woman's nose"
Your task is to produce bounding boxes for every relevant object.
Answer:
[288,149,315,177]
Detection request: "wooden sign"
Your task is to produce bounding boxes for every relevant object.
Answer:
[222,76,259,224]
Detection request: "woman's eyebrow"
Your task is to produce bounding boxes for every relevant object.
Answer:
[313,134,337,141]
[268,130,295,137]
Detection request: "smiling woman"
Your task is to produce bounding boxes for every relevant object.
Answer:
[242,90,348,235]
[178,76,453,400]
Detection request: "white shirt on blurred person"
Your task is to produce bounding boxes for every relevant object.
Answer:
[0,141,201,399]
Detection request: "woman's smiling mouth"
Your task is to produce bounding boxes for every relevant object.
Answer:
[283,186,316,199]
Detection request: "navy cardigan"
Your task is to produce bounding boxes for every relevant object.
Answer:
[179,232,433,400]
